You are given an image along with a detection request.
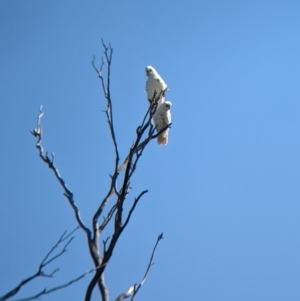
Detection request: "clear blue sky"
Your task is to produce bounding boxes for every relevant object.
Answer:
[1,1,300,300]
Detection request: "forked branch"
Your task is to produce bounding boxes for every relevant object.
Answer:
[30,107,91,239]
[113,234,163,301]
[0,229,81,301]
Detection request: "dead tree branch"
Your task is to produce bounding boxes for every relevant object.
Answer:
[113,234,163,301]
[11,267,101,301]
[0,229,80,301]
[130,233,164,300]
[30,109,91,239]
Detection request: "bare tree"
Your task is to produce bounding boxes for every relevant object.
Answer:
[1,40,170,301]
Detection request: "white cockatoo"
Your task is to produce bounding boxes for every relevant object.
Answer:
[153,101,172,145]
[145,66,167,107]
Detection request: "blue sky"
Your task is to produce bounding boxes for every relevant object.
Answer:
[1,0,300,300]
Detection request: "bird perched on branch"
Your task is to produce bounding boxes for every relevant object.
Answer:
[153,101,172,145]
[145,66,167,107]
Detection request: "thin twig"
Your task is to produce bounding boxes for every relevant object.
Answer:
[122,190,148,230]
[11,266,102,301]
[0,229,78,301]
[131,233,164,300]
[102,237,111,254]
[99,204,117,232]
